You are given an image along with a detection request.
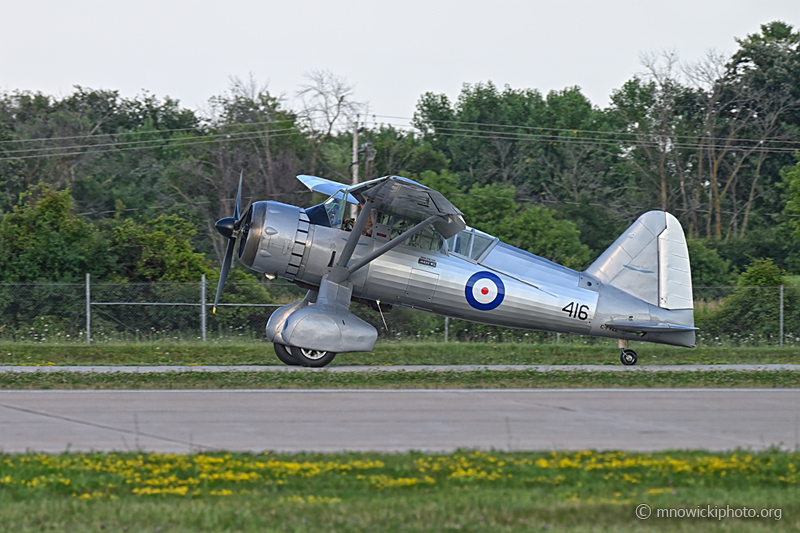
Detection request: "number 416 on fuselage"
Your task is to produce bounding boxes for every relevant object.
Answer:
[213,174,696,367]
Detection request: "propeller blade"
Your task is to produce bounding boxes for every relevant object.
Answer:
[213,170,244,314]
[213,237,236,314]
[234,170,243,223]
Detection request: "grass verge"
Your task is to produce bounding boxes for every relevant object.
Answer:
[1,369,799,390]
[2,342,800,367]
[1,449,797,532]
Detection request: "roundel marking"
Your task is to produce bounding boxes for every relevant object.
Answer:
[465,271,505,311]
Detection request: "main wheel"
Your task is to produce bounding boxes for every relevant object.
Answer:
[289,346,337,368]
[620,349,638,366]
[274,343,300,366]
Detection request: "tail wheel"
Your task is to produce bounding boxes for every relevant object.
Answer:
[620,349,638,366]
[289,346,337,368]
[274,344,300,366]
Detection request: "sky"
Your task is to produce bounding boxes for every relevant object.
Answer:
[1,0,798,123]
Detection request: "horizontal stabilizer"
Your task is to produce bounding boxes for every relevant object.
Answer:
[604,321,698,333]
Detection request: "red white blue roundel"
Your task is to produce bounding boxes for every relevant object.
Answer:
[465,271,505,311]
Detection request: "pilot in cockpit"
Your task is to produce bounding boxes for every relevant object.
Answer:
[362,207,376,237]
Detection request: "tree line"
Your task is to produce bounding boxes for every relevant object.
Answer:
[1,21,798,288]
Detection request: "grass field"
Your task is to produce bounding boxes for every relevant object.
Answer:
[1,368,800,390]
[2,341,800,367]
[1,449,797,532]
[2,342,798,390]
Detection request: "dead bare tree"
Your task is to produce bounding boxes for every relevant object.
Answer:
[179,76,304,264]
[636,50,688,213]
[295,70,363,176]
[683,51,798,239]
[682,50,729,236]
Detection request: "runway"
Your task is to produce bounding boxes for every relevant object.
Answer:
[1,389,798,454]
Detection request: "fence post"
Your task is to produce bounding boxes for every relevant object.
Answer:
[444,316,449,343]
[85,273,91,345]
[200,274,207,342]
[779,285,784,347]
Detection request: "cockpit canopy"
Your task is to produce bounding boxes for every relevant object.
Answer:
[446,228,496,261]
[304,190,349,229]
[323,191,347,228]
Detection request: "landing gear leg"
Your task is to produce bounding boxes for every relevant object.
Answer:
[618,339,637,366]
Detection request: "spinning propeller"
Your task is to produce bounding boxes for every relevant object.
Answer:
[212,171,250,313]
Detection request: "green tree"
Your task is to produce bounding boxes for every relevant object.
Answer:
[703,21,800,239]
[414,82,548,188]
[687,239,734,287]
[107,214,212,282]
[726,21,800,128]
[415,169,462,199]
[778,160,800,272]
[457,183,518,237]
[415,81,629,260]
[499,206,591,269]
[418,171,589,268]
[359,126,448,182]
[0,184,110,282]
[699,259,799,341]
[737,259,785,287]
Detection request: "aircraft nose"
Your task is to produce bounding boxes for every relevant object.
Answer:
[215,217,236,239]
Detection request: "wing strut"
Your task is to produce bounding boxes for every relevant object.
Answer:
[345,215,439,275]
[332,199,374,273]
[328,211,439,284]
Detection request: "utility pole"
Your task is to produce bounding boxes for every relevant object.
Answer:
[350,116,359,219]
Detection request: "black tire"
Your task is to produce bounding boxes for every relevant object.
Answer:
[274,343,300,366]
[620,349,638,366]
[289,346,337,368]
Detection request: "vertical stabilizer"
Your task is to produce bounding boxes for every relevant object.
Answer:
[585,211,692,310]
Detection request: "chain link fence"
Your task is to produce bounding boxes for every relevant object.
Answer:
[0,279,798,346]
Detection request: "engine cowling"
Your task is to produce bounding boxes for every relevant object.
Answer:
[238,201,309,281]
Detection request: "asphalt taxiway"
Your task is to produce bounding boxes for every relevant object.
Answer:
[1,389,798,454]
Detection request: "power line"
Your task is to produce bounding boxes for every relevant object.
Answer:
[374,114,800,147]
[4,117,793,165]
[0,130,302,162]
[4,112,795,154]
[1,127,300,156]
[75,190,308,217]
[455,192,799,218]
[0,118,298,145]
[378,121,799,155]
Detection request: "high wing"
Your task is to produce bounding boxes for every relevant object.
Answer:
[297,174,466,239]
[296,174,358,204]
[348,176,466,239]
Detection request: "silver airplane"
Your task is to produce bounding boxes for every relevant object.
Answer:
[213,174,696,367]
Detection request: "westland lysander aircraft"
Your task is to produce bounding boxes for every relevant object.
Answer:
[213,174,696,367]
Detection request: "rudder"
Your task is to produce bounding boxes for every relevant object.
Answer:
[585,211,692,310]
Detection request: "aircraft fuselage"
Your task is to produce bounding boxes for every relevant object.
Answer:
[240,200,693,347]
